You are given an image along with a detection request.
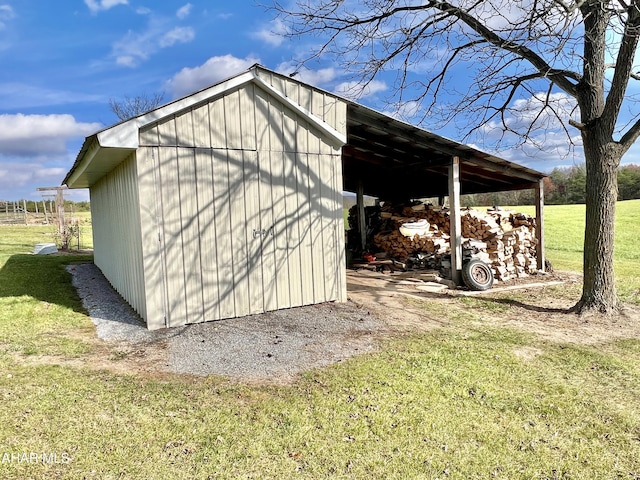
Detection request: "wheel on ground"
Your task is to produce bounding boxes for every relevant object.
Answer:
[462,259,494,291]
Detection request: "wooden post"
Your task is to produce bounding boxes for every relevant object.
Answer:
[357,180,366,253]
[535,178,545,271]
[36,186,68,249]
[42,200,49,224]
[56,189,67,249]
[449,156,463,286]
[22,199,27,225]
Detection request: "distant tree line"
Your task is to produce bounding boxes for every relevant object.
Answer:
[461,164,640,206]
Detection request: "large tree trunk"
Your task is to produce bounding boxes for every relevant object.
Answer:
[575,137,621,314]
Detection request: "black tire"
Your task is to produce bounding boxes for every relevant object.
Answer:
[462,259,494,291]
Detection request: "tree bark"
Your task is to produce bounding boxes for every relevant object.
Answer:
[575,137,621,313]
[573,2,621,314]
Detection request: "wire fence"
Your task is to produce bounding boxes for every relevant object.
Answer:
[0,201,93,250]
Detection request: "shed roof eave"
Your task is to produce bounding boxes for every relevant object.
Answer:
[63,136,99,188]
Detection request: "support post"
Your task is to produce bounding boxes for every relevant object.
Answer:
[449,156,463,286]
[357,180,366,253]
[42,200,49,224]
[535,178,545,271]
[37,186,68,249]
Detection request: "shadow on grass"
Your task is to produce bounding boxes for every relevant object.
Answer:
[0,253,93,314]
[464,295,573,314]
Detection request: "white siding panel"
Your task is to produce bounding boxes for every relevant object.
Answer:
[137,147,166,329]
[227,149,250,317]
[224,91,243,150]
[269,150,291,309]
[158,117,177,146]
[176,112,194,147]
[254,87,272,152]
[178,148,205,323]
[91,153,146,321]
[195,149,220,322]
[158,147,188,327]
[212,150,236,319]
[192,104,211,148]
[295,153,315,305]
[243,150,263,314]
[260,151,278,312]
[283,151,303,307]
[332,149,348,302]
[140,125,159,146]
[320,153,338,301]
[308,153,326,302]
[209,98,226,148]
[239,86,257,150]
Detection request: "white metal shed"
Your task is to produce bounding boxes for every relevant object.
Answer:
[65,64,546,330]
[65,65,348,330]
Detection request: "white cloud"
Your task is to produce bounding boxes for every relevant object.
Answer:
[159,26,195,48]
[250,19,287,47]
[84,0,128,14]
[167,54,260,98]
[0,4,15,30]
[0,114,101,156]
[0,161,75,199]
[112,20,195,67]
[177,3,193,20]
[275,63,338,87]
[334,79,387,100]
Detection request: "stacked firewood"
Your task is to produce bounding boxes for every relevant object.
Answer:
[367,202,538,282]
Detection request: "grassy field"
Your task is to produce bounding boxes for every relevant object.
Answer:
[509,199,640,303]
[0,204,639,478]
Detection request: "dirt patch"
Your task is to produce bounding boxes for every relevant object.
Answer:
[346,268,640,345]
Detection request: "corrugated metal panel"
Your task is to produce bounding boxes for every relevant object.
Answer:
[194,148,220,321]
[91,153,146,320]
[136,147,165,329]
[192,104,210,148]
[211,148,235,319]
[158,147,188,326]
[135,80,346,328]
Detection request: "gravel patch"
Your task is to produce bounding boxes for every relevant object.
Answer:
[67,263,382,382]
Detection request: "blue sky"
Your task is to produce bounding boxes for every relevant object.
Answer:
[0,1,638,201]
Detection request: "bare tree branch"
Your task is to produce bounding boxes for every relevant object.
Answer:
[601,3,640,134]
[426,0,581,96]
[109,92,165,122]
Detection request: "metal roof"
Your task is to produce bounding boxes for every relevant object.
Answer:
[64,65,545,196]
[343,102,545,198]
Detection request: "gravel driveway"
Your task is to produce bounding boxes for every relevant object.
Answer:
[68,263,382,383]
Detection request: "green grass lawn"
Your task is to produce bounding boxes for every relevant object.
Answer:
[0,206,639,478]
[507,199,640,303]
